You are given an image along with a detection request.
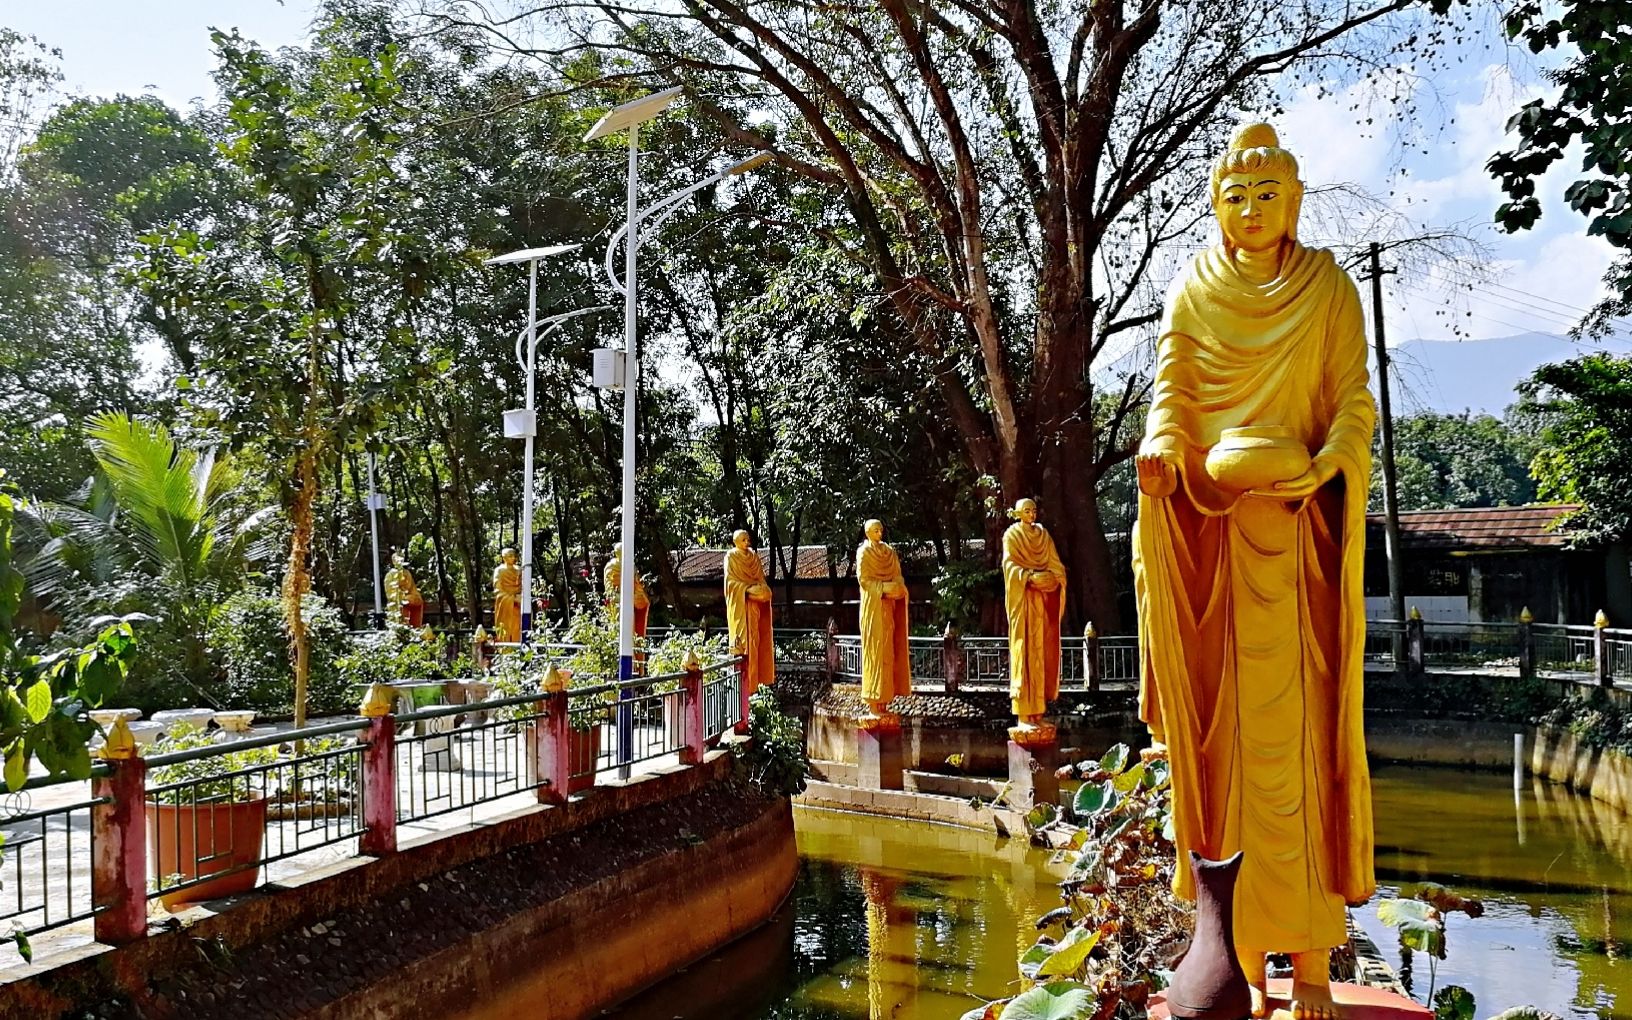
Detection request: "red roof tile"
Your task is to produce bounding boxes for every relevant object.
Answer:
[1367,503,1581,550]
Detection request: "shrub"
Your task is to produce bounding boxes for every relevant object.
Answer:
[731,686,808,797]
[210,590,349,715]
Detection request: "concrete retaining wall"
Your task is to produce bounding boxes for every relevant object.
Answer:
[1529,724,1632,816]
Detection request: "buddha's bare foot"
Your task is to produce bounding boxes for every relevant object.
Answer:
[1290,950,1338,1020]
[1290,982,1338,1020]
[1249,984,1269,1019]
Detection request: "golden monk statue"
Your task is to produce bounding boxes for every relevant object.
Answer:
[603,543,650,637]
[1002,498,1065,729]
[492,547,522,643]
[1133,123,1375,1020]
[856,519,910,717]
[723,529,774,694]
[384,552,425,628]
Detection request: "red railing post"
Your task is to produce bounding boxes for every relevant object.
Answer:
[1084,622,1102,693]
[1596,610,1612,688]
[942,623,964,693]
[735,653,752,735]
[1518,607,1536,681]
[359,684,398,856]
[92,720,147,945]
[535,669,573,805]
[680,655,706,765]
[1406,607,1425,676]
[825,617,839,681]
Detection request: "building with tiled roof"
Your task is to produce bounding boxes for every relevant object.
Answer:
[1363,503,1631,624]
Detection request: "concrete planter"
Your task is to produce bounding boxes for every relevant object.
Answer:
[147,796,269,909]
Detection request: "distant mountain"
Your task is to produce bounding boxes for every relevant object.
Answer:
[1384,332,1601,417]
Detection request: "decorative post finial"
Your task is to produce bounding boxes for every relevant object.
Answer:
[542,663,568,693]
[360,683,395,718]
[1409,605,1422,621]
[1084,620,1097,639]
[682,648,702,672]
[1520,606,1534,624]
[1596,609,1610,629]
[98,717,138,760]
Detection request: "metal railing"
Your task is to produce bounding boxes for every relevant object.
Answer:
[831,633,1140,691]
[144,719,369,903]
[0,786,104,938]
[567,673,689,783]
[394,695,548,826]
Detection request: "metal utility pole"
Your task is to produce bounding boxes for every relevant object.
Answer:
[1365,242,1407,630]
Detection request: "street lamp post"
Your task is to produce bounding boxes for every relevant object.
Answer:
[585,87,772,776]
[366,451,385,628]
[486,243,606,641]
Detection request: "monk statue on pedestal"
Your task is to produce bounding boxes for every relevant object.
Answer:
[1133,122,1376,1020]
[1002,498,1066,732]
[603,543,650,637]
[385,552,425,628]
[724,530,774,693]
[857,519,911,718]
[492,547,522,643]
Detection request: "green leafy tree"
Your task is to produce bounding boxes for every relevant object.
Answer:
[1516,353,1632,542]
[1378,412,1538,512]
[1488,3,1632,336]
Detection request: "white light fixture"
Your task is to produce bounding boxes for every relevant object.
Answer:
[583,87,682,142]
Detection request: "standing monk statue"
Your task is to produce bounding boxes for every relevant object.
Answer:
[856,519,911,717]
[1002,498,1066,729]
[724,530,774,693]
[603,543,650,637]
[385,552,425,628]
[1133,122,1375,1020]
[492,547,522,643]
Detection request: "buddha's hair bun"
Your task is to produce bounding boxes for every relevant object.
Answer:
[1229,122,1280,152]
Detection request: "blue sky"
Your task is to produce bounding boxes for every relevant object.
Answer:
[8,0,1629,408]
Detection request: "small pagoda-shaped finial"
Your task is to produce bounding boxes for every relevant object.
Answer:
[1596,609,1610,629]
[1409,606,1423,621]
[98,717,138,760]
[360,683,395,718]
[542,663,568,693]
[1084,620,1097,639]
[1520,606,1534,624]
[682,647,702,672]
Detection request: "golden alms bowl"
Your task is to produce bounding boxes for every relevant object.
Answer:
[1204,425,1311,492]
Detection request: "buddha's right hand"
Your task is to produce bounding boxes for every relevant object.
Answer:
[1135,449,1178,498]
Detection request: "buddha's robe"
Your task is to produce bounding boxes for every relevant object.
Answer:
[493,562,522,643]
[385,565,424,627]
[857,539,911,705]
[725,547,775,692]
[1002,522,1066,717]
[604,558,650,636]
[1133,242,1376,955]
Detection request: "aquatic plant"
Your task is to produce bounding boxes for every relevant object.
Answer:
[962,742,1187,1020]
[1374,881,1483,1011]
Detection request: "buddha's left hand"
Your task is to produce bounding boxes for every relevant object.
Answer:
[1250,458,1338,501]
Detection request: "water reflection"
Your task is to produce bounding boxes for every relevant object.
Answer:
[1358,763,1632,1020]
[507,766,1632,1020]
[610,806,1066,1019]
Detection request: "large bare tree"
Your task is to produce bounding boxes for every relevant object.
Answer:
[421,0,1464,629]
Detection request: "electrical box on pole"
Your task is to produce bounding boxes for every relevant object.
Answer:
[591,348,628,391]
[502,408,536,439]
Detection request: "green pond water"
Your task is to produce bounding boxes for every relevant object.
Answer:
[605,765,1632,1020]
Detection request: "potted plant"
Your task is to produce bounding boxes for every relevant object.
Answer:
[146,729,277,909]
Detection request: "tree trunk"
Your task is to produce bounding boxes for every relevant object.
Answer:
[285,444,318,730]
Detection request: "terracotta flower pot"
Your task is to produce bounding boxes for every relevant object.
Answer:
[148,797,269,909]
[567,725,602,793]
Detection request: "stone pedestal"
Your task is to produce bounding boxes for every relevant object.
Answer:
[1006,723,1059,812]
[856,715,904,791]
[1150,980,1431,1020]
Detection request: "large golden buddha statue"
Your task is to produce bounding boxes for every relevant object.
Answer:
[1133,123,1375,1020]
[1002,498,1066,728]
[603,543,650,637]
[724,530,774,693]
[492,547,522,643]
[856,519,911,717]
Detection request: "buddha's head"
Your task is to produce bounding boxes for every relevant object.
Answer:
[864,518,884,543]
[1210,122,1303,255]
[1012,498,1038,526]
[391,551,407,568]
[732,529,752,552]
[500,546,517,566]
[609,542,624,562]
